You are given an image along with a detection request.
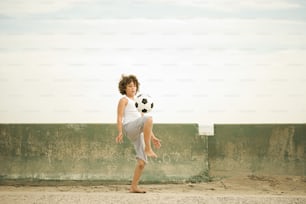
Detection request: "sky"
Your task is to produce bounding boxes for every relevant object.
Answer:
[0,0,306,131]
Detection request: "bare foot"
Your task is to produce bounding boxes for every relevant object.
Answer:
[129,188,146,193]
[145,148,157,158]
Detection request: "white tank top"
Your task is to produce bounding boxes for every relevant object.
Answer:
[123,96,141,125]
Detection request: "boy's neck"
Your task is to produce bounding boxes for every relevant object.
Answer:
[126,95,134,100]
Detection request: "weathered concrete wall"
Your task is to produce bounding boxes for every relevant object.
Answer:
[0,124,208,183]
[1,123,305,184]
[208,124,306,177]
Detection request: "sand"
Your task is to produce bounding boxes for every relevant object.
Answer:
[0,175,305,204]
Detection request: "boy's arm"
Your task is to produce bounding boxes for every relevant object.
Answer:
[151,132,161,149]
[151,131,159,140]
[116,97,126,144]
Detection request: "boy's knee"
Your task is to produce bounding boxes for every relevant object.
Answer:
[137,160,146,169]
[145,116,153,124]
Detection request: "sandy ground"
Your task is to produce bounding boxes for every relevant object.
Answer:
[0,175,305,204]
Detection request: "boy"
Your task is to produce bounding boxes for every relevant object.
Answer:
[115,74,161,193]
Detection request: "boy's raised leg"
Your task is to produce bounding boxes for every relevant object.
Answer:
[143,117,157,158]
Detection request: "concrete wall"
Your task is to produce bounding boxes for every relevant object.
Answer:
[1,123,305,185]
[208,124,306,177]
[0,124,208,183]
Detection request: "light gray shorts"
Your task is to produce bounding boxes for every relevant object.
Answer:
[123,115,151,163]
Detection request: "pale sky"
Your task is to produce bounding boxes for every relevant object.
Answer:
[0,0,306,128]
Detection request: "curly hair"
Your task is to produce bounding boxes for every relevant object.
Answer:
[118,74,140,95]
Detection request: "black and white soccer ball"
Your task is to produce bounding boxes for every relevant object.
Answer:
[135,94,154,113]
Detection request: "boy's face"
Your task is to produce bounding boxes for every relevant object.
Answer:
[126,81,137,97]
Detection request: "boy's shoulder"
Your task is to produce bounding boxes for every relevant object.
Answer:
[119,96,128,103]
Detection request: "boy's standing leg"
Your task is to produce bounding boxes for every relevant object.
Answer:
[130,159,146,193]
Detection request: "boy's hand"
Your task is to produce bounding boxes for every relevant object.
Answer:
[116,133,123,144]
[152,137,161,149]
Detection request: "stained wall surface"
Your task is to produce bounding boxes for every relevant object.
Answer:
[0,124,207,183]
[208,124,306,177]
[1,123,305,185]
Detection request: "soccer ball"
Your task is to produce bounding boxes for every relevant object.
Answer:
[135,94,154,113]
